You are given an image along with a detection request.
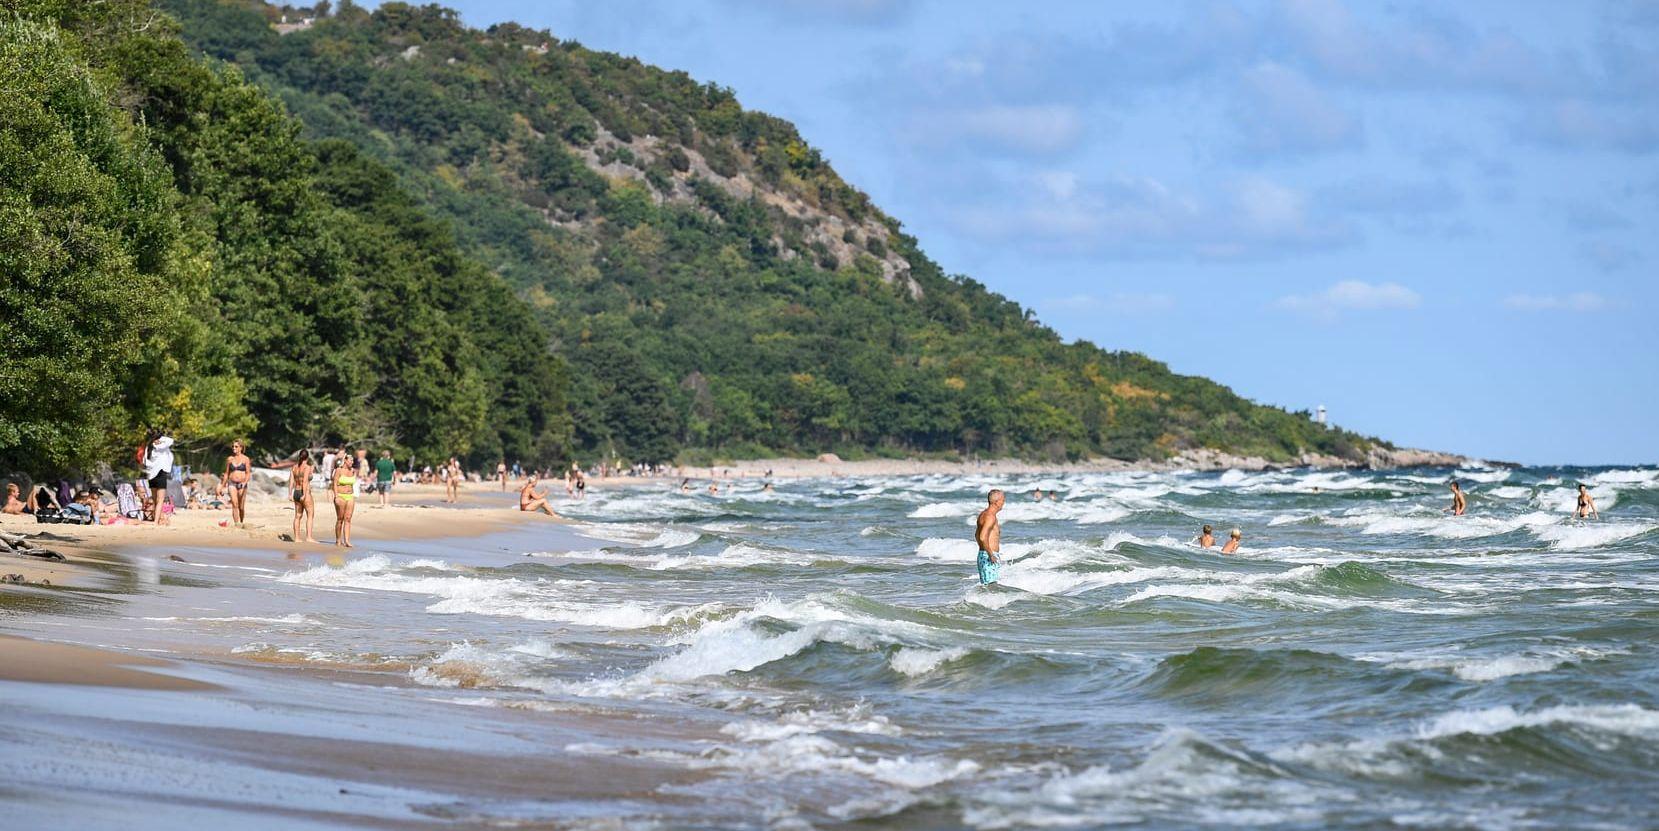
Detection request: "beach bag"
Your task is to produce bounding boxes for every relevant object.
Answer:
[33,508,62,524]
[116,483,143,519]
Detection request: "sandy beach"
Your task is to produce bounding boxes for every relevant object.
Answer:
[0,485,726,829]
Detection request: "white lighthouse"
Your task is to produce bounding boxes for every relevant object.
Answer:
[1315,404,1327,426]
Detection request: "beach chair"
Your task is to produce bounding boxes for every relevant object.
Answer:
[166,479,188,510]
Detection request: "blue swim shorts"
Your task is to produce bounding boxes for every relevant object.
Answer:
[977,550,1001,585]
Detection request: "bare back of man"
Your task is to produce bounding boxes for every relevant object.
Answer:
[975,489,1005,585]
[519,477,557,517]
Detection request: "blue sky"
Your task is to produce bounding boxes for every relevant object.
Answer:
[403,0,1656,465]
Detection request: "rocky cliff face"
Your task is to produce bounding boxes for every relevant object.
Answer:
[565,124,921,297]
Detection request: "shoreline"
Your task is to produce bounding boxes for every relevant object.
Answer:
[676,446,1482,480]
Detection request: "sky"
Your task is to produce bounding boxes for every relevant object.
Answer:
[396,0,1656,465]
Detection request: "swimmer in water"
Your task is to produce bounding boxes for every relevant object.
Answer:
[1445,480,1467,516]
[976,489,1005,585]
[1198,524,1215,548]
[1575,483,1600,520]
[1220,528,1241,555]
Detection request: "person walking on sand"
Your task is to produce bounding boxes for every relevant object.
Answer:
[519,475,558,516]
[976,489,1005,585]
[217,439,254,526]
[1198,524,1215,548]
[141,430,175,524]
[1575,483,1600,520]
[444,457,461,504]
[497,460,507,491]
[1445,479,1467,516]
[332,452,357,547]
[289,453,317,543]
[1220,528,1242,554]
[375,450,396,508]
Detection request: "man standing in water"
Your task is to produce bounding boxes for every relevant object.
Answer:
[1446,480,1467,516]
[1575,483,1600,520]
[975,489,1005,585]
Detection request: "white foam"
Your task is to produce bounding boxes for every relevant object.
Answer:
[889,646,970,677]
[1531,522,1654,550]
[1488,486,1530,499]
[1328,510,1557,540]
[141,614,314,625]
[638,595,936,684]
[916,537,976,562]
[720,706,903,741]
[277,555,704,629]
[909,502,975,519]
[1416,703,1659,740]
[1586,468,1658,486]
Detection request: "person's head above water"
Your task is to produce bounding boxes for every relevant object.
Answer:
[1229,528,1241,539]
[988,489,1004,506]
[1202,524,1213,534]
[1578,483,1589,492]
[1448,479,1461,490]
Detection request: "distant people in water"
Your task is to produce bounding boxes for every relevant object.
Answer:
[679,478,692,493]
[519,475,557,516]
[1445,480,1467,516]
[707,481,719,495]
[1198,524,1215,548]
[1031,488,1044,501]
[976,489,1005,585]
[1220,528,1242,555]
[1575,483,1600,520]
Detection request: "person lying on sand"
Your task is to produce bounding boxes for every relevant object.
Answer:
[2,484,23,515]
[1575,483,1599,520]
[1220,528,1241,555]
[519,476,557,516]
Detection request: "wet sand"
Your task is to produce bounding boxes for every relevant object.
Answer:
[0,493,710,830]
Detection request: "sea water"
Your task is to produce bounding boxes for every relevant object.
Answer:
[44,466,1659,827]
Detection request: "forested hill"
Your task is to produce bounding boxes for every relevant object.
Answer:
[1,0,1385,477]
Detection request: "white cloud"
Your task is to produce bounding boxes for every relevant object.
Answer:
[1273,280,1422,320]
[952,172,1352,260]
[1502,292,1608,312]
[1231,61,1363,156]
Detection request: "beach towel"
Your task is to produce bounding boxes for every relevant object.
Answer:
[116,483,143,519]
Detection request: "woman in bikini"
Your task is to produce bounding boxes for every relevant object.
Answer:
[219,439,253,525]
[290,453,317,543]
[332,452,357,547]
[444,457,461,503]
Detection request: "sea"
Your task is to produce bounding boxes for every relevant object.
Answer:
[6,464,1659,829]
